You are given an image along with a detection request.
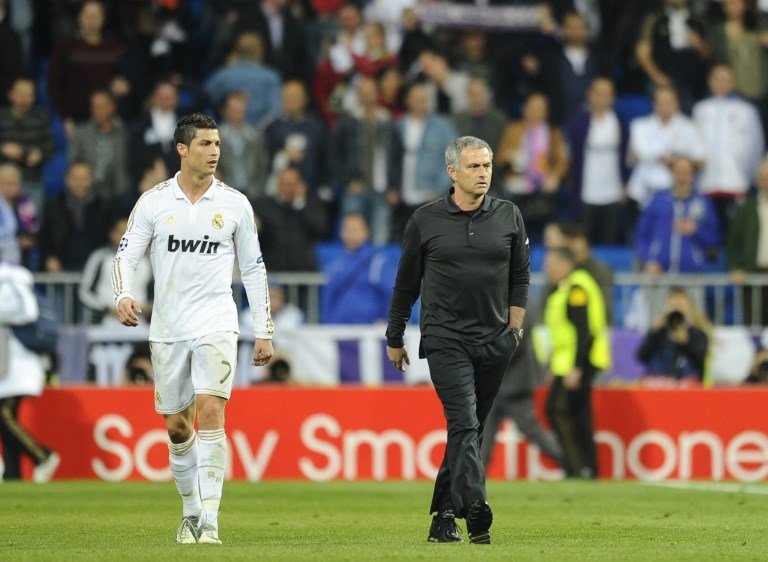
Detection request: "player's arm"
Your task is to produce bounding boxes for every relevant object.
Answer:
[234,198,274,366]
[112,196,154,327]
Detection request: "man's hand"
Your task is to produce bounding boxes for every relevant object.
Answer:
[564,367,582,390]
[252,339,274,366]
[386,345,410,372]
[117,297,142,327]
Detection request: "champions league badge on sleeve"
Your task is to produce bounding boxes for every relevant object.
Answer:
[118,237,128,253]
[213,212,224,229]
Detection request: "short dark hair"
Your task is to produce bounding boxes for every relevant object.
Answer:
[559,223,586,240]
[173,113,218,147]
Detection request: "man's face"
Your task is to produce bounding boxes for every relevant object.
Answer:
[406,86,429,116]
[277,168,303,201]
[544,252,571,284]
[91,93,115,124]
[338,5,361,31]
[154,84,178,112]
[0,168,22,199]
[671,159,694,190]
[340,215,370,251]
[357,78,378,108]
[222,94,248,124]
[282,82,306,115]
[563,14,588,45]
[178,128,221,177]
[79,1,105,35]
[588,79,614,112]
[66,164,94,197]
[709,67,735,97]
[449,147,492,198]
[654,91,679,120]
[8,80,35,113]
[467,80,489,113]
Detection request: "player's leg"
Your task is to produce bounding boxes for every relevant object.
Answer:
[151,340,200,543]
[190,332,237,545]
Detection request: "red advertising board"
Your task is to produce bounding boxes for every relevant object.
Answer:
[15,387,768,482]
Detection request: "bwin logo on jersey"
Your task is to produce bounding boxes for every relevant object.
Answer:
[167,234,220,254]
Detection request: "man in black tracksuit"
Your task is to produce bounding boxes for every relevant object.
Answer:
[386,136,530,545]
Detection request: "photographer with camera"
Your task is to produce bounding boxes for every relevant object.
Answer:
[636,287,711,387]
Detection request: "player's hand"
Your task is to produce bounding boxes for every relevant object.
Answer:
[387,345,410,372]
[252,339,274,366]
[116,297,142,327]
[564,367,582,390]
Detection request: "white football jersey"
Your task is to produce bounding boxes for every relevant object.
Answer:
[112,173,273,342]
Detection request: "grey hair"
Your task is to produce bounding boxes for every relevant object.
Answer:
[445,136,493,170]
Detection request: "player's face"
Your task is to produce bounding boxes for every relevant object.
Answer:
[450,147,492,198]
[181,128,221,177]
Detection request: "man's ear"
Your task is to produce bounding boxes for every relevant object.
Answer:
[447,166,457,182]
[176,143,187,158]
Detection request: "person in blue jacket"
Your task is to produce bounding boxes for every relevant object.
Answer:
[321,213,396,324]
[635,157,721,274]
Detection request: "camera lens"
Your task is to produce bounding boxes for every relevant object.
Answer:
[665,310,685,330]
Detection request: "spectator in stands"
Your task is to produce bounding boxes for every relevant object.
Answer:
[0,183,19,265]
[727,160,768,327]
[635,156,721,274]
[47,0,129,131]
[637,286,711,387]
[334,77,401,245]
[321,213,395,324]
[0,258,60,483]
[377,66,406,119]
[693,64,764,235]
[627,86,704,208]
[392,83,457,240]
[542,12,607,126]
[332,21,398,82]
[363,0,416,55]
[205,31,282,128]
[254,166,327,271]
[328,2,367,75]
[496,92,569,242]
[112,153,168,219]
[0,77,55,197]
[453,30,493,84]
[567,77,629,244]
[709,0,768,106]
[264,80,325,193]
[216,92,268,200]
[79,215,152,324]
[68,89,130,198]
[231,0,309,81]
[397,6,434,73]
[39,160,108,272]
[0,164,38,269]
[451,77,508,160]
[635,0,710,111]
[0,1,25,107]
[417,49,471,114]
[131,80,180,176]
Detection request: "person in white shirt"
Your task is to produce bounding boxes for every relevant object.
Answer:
[627,86,705,207]
[112,113,273,546]
[693,63,764,234]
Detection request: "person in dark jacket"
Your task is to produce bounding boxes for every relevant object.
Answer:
[253,166,326,272]
[637,287,710,387]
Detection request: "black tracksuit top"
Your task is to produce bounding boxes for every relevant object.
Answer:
[386,191,530,348]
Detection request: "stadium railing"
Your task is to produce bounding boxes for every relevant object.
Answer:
[32,271,768,329]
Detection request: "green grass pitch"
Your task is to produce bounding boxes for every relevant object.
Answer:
[0,480,766,560]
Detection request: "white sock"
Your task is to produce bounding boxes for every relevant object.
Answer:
[198,428,227,530]
[168,433,202,517]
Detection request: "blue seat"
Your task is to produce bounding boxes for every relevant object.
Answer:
[615,94,653,123]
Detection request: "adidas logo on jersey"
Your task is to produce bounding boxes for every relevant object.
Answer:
[167,234,220,254]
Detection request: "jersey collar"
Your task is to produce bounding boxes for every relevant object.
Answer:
[172,172,220,201]
[446,187,492,214]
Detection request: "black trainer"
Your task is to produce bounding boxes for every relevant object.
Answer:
[466,499,493,544]
[427,509,461,543]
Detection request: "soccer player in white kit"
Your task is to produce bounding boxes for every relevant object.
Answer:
[112,113,274,545]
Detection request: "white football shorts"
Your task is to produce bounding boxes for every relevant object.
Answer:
[150,331,238,414]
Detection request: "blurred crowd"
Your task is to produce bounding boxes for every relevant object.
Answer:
[2,0,768,381]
